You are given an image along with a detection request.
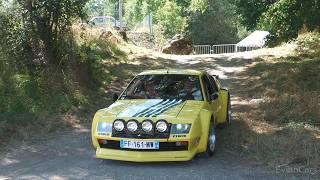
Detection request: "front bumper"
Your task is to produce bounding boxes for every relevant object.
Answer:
[96,148,197,162]
[95,137,199,162]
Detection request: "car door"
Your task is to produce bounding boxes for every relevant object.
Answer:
[201,74,222,123]
[105,17,113,27]
[208,75,225,121]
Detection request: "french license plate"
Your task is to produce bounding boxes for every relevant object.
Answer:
[120,140,159,149]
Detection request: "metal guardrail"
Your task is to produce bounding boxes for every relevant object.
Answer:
[193,45,212,55]
[212,44,236,54]
[193,44,262,55]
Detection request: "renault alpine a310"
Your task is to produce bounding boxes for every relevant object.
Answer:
[91,69,231,162]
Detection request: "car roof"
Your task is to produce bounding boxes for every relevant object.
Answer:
[138,69,205,76]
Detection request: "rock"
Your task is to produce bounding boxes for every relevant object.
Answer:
[162,34,193,55]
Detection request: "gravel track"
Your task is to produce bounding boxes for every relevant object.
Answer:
[0,51,314,180]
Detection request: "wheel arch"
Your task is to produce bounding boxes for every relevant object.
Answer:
[197,109,214,153]
[91,111,102,149]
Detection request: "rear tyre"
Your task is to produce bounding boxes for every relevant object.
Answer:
[205,122,216,157]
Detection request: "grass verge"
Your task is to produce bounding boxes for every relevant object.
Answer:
[221,32,320,168]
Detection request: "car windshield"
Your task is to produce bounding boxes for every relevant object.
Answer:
[120,74,203,101]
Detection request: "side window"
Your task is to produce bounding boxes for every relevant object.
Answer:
[214,77,222,89]
[208,75,219,92]
[96,18,104,24]
[202,75,213,101]
[105,18,112,25]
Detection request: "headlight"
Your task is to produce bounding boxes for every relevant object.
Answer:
[127,120,138,132]
[171,124,191,134]
[156,120,167,132]
[97,122,112,133]
[113,120,124,131]
[142,120,153,132]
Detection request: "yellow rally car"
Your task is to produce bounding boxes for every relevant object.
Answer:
[91,69,231,162]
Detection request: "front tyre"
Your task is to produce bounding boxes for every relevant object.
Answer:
[206,122,216,156]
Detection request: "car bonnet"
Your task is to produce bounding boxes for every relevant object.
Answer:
[104,99,204,119]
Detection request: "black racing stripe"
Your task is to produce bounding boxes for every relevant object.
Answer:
[136,99,174,117]
[132,99,166,117]
[139,99,176,117]
[137,99,174,117]
[147,100,184,117]
[141,99,178,117]
[150,100,184,117]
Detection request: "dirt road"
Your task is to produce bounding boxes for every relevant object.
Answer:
[0,51,315,179]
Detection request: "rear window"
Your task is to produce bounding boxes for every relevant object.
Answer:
[120,74,203,101]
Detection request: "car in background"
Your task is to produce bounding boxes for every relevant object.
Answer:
[87,16,127,29]
[91,69,231,162]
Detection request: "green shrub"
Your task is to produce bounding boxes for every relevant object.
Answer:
[295,32,320,58]
[155,1,187,36]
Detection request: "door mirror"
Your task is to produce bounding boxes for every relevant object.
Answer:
[211,75,219,80]
[112,93,119,102]
[210,93,219,101]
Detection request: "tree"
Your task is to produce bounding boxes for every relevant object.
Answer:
[259,0,320,43]
[124,0,166,26]
[16,0,88,65]
[124,0,145,26]
[236,0,320,43]
[188,0,239,44]
[190,0,207,12]
[124,0,241,44]
[125,0,186,36]
[86,0,118,16]
[155,1,187,35]
[235,0,278,30]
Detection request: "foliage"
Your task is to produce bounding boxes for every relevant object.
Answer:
[235,0,277,30]
[259,0,320,44]
[0,1,126,141]
[190,0,207,12]
[15,0,88,65]
[77,29,127,84]
[86,0,118,17]
[295,32,320,58]
[236,0,320,44]
[124,0,187,37]
[155,1,187,35]
[153,24,168,49]
[124,0,145,26]
[125,0,240,44]
[187,0,239,44]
